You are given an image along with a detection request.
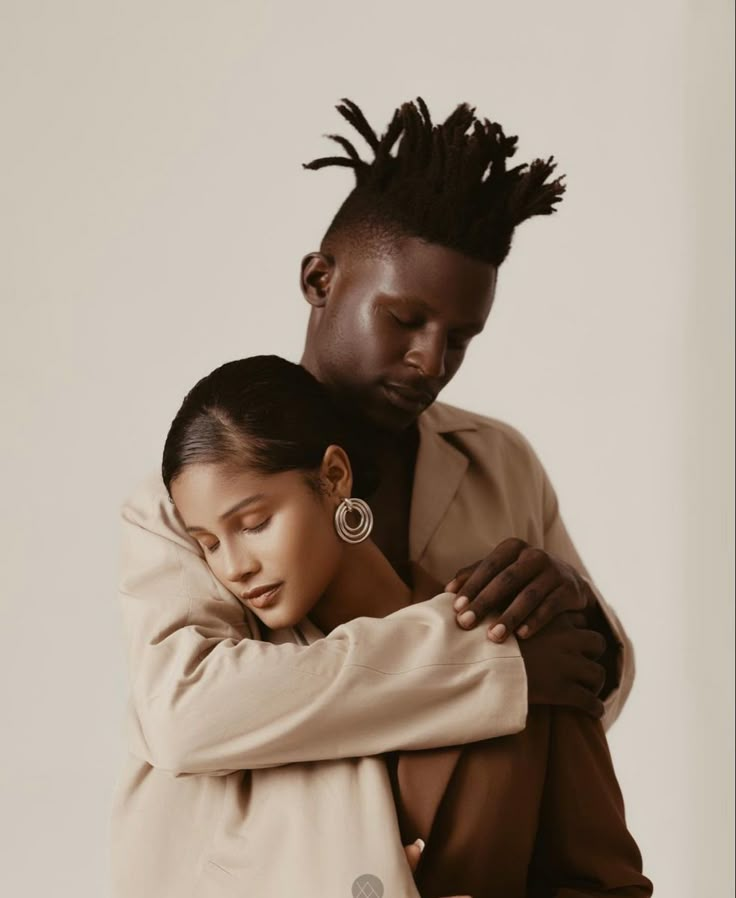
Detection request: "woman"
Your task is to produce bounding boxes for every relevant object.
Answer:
[149,353,652,897]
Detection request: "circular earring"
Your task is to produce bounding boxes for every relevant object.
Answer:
[334,497,374,544]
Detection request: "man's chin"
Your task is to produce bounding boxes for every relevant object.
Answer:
[364,390,428,434]
[329,383,427,435]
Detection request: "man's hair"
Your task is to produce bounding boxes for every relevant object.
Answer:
[302,96,566,266]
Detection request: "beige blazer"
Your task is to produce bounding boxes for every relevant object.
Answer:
[109,401,633,898]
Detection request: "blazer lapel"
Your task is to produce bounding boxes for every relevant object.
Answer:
[395,405,478,845]
[409,411,470,562]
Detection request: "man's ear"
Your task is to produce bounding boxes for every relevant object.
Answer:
[300,252,334,309]
[320,444,353,499]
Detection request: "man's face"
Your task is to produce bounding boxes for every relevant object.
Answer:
[300,235,498,433]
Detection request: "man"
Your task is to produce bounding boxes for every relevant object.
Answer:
[110,97,638,897]
[298,96,631,718]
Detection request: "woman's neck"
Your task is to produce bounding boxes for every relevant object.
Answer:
[308,539,413,635]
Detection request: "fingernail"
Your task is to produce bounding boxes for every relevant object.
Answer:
[453,595,470,612]
[458,610,476,627]
[489,623,506,641]
[517,624,529,638]
[414,838,425,853]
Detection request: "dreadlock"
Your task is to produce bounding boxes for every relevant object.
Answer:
[302,96,566,266]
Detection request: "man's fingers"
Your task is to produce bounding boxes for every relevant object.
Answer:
[572,628,607,660]
[562,684,605,719]
[566,611,588,629]
[573,657,607,695]
[486,568,560,642]
[445,562,478,594]
[514,599,556,640]
[454,539,527,607]
[457,542,547,629]
[508,582,578,640]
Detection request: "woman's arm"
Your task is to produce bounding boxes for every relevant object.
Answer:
[119,470,528,776]
[527,708,653,897]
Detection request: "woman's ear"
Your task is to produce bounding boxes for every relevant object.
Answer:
[320,445,353,499]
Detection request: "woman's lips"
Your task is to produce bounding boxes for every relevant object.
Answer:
[247,583,283,609]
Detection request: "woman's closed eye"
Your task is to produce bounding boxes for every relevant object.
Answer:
[201,517,272,553]
[243,516,271,535]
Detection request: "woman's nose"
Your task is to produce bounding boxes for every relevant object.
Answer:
[221,544,260,583]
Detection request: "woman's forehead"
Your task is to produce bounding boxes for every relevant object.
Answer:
[172,464,265,511]
[172,466,302,531]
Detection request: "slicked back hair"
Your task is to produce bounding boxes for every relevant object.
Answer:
[302,96,566,266]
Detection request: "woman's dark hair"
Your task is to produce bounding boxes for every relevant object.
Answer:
[303,96,566,267]
[161,355,380,501]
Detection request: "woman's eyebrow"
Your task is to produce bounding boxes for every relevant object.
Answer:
[185,493,267,534]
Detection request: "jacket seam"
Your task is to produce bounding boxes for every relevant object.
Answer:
[344,656,521,675]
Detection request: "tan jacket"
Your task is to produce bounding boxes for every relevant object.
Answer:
[109,401,634,897]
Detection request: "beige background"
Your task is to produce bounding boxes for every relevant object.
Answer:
[1,1,733,895]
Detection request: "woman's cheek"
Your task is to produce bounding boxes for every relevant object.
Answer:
[266,514,296,568]
[270,506,324,569]
[301,509,343,585]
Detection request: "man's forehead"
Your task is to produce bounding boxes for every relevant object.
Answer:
[354,240,496,300]
[374,261,495,320]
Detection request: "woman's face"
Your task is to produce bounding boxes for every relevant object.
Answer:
[170,459,345,629]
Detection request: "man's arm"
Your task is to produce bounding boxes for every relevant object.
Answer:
[119,471,528,777]
[539,457,635,730]
[444,422,634,730]
[527,708,653,896]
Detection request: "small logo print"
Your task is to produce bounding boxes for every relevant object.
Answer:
[352,873,384,897]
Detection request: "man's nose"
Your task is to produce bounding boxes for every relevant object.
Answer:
[405,331,447,379]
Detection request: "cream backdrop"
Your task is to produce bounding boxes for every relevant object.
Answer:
[1,1,733,896]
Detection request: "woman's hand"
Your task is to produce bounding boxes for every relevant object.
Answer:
[403,839,425,873]
[403,839,472,898]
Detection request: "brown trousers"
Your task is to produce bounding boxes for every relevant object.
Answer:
[385,706,653,898]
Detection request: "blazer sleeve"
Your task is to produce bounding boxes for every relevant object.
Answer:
[118,470,528,777]
[535,453,635,731]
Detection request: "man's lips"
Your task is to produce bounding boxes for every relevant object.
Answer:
[242,582,283,608]
[383,382,436,409]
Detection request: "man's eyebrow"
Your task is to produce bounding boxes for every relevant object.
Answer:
[184,493,267,534]
[379,293,433,312]
[454,321,485,336]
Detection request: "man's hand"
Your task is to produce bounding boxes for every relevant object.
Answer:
[445,537,594,643]
[519,612,607,718]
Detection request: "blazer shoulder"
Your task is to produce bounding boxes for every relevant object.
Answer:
[428,400,542,462]
[117,465,190,546]
[120,466,168,513]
